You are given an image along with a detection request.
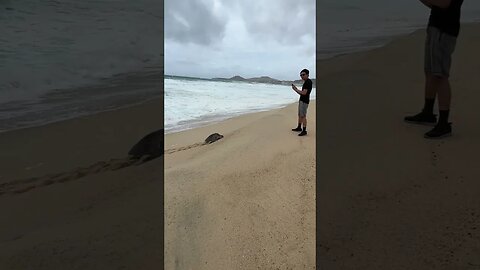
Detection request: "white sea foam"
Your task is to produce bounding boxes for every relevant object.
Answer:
[164,77,316,133]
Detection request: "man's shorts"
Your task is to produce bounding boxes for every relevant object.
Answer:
[424,26,457,77]
[298,101,309,117]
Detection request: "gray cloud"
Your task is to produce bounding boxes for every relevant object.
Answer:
[226,0,315,45]
[165,0,316,80]
[165,0,227,45]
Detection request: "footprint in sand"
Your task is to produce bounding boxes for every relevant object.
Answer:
[0,157,145,196]
[164,133,224,154]
[1,133,224,196]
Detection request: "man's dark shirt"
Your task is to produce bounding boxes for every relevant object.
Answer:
[299,78,313,104]
[428,0,464,36]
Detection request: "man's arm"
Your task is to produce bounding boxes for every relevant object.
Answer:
[292,85,308,95]
[420,0,452,9]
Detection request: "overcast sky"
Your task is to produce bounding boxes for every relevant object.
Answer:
[165,0,315,81]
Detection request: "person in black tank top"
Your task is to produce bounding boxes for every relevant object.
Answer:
[291,69,313,136]
[404,0,463,138]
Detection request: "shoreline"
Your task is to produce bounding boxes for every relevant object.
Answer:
[1,85,316,135]
[0,95,316,183]
[0,94,164,135]
[318,21,480,63]
[0,97,312,136]
[0,97,164,183]
[0,63,163,135]
[317,23,425,61]
[165,99,316,135]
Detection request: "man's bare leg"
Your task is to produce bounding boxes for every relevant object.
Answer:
[292,116,302,131]
[436,76,451,111]
[424,74,452,138]
[298,116,308,136]
[425,74,437,100]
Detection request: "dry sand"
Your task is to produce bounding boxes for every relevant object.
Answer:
[0,95,316,269]
[164,102,316,269]
[0,99,165,269]
[317,23,480,269]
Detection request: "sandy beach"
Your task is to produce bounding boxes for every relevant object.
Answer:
[317,23,480,269]
[0,95,316,269]
[3,20,479,270]
[164,102,316,269]
[0,98,165,269]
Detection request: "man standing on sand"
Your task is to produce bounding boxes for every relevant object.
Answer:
[292,68,313,136]
[404,0,463,138]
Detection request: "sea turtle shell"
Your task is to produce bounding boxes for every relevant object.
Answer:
[205,133,224,144]
[128,129,164,160]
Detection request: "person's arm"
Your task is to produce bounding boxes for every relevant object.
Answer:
[420,0,452,9]
[292,84,308,95]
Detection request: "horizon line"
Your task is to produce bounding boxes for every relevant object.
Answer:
[165,74,317,81]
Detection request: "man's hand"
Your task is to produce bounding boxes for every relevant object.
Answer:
[292,84,308,95]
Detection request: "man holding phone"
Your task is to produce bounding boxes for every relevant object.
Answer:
[404,0,464,138]
[292,68,313,136]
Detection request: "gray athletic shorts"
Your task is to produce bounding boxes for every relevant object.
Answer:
[424,26,457,77]
[298,101,309,117]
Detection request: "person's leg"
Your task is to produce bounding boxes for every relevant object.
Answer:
[424,75,452,138]
[436,76,451,110]
[436,75,451,123]
[425,74,436,99]
[298,104,308,136]
[298,116,307,136]
[405,27,442,124]
[424,28,456,138]
[292,117,302,131]
[292,103,302,131]
[423,74,436,113]
[404,73,437,119]
[299,103,308,135]
[423,27,437,113]
[425,74,451,120]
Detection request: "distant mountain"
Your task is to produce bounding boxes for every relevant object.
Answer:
[248,76,282,84]
[211,75,246,82]
[230,75,247,81]
[293,79,316,86]
[213,75,315,86]
[170,74,315,87]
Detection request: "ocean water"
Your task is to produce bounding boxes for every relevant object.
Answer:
[318,0,480,59]
[164,76,316,133]
[0,0,162,132]
[2,1,479,133]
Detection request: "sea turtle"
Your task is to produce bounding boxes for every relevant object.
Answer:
[204,133,224,144]
[128,128,164,160]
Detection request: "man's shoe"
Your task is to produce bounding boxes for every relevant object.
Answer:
[298,130,307,136]
[424,122,452,139]
[292,127,302,132]
[404,111,437,125]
